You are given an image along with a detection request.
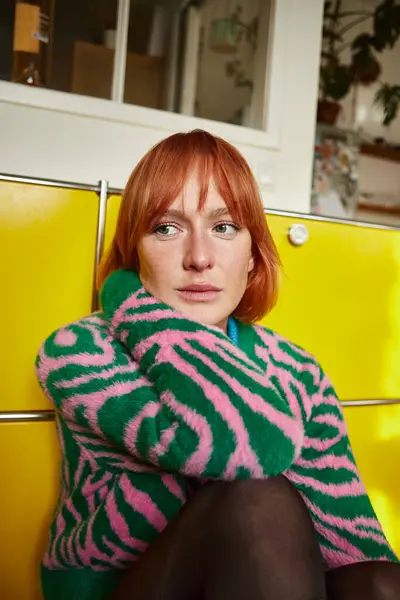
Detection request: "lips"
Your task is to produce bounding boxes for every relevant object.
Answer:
[177,284,222,302]
[178,284,221,293]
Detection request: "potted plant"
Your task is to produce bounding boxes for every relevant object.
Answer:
[319,0,400,126]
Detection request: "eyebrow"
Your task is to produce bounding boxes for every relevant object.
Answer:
[162,207,232,220]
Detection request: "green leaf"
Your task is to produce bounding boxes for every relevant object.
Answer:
[374,83,400,126]
[372,0,400,51]
[351,33,374,50]
[320,64,352,101]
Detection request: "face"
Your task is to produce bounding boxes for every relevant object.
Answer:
[137,172,254,332]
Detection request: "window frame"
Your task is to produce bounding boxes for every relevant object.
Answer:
[1,0,293,149]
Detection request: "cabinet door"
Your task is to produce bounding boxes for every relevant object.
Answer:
[0,181,99,411]
[263,214,400,401]
[0,421,60,600]
[344,404,400,555]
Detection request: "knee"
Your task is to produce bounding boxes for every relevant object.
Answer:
[210,476,299,528]
[188,476,308,538]
[207,476,322,554]
[220,474,292,497]
[217,476,299,513]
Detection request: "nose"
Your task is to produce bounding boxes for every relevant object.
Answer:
[183,230,214,272]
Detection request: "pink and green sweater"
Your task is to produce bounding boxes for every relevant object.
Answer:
[36,269,398,600]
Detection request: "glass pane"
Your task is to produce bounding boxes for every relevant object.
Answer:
[53,0,118,99]
[1,0,119,99]
[195,0,269,128]
[312,0,400,227]
[0,1,15,83]
[124,0,272,130]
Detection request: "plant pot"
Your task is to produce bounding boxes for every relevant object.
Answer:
[317,100,342,125]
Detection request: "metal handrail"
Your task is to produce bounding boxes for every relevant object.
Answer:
[1,398,400,423]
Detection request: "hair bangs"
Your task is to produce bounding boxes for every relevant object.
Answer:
[131,132,224,237]
[210,142,259,228]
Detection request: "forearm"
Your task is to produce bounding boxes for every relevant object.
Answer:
[36,312,297,479]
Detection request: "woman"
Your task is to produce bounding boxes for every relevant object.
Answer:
[36,130,400,600]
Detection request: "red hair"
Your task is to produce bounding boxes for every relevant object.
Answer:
[98,129,280,323]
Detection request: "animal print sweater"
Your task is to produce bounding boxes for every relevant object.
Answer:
[36,269,398,600]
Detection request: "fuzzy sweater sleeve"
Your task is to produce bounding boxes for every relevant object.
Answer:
[284,367,398,568]
[98,269,305,479]
[36,269,304,479]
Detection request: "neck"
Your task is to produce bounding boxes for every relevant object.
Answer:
[215,318,228,334]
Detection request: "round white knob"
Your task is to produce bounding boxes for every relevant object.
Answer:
[287,224,309,246]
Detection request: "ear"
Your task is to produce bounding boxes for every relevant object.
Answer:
[248,254,255,273]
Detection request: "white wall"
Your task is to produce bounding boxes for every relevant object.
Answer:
[359,155,400,197]
[356,153,400,226]
[0,0,324,213]
[335,0,400,144]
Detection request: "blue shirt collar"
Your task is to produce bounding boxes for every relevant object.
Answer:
[227,317,239,346]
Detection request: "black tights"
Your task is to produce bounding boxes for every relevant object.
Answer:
[111,477,400,600]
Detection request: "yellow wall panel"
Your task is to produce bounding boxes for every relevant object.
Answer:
[0,421,60,600]
[344,404,400,555]
[103,194,122,253]
[262,215,400,401]
[1,193,397,600]
[0,182,99,411]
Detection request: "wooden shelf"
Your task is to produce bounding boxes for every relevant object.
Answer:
[358,201,400,215]
[316,122,362,141]
[360,144,400,164]
[316,125,400,163]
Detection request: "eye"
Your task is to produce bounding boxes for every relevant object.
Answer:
[153,223,180,237]
[214,222,240,236]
